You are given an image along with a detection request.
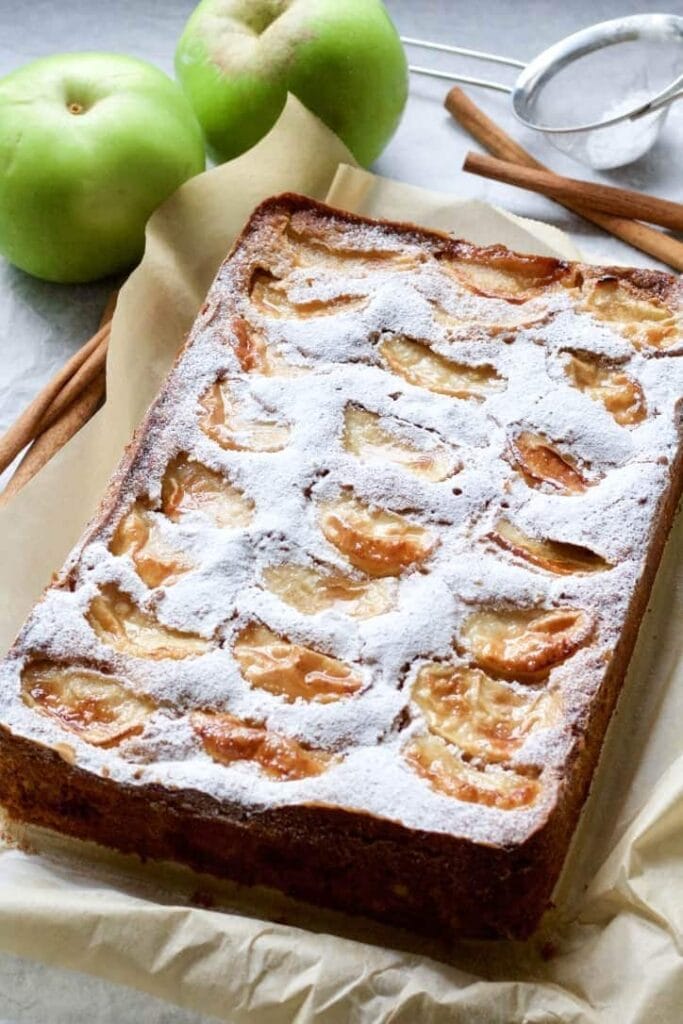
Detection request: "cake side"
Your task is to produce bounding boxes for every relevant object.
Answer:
[1,434,680,940]
[0,193,681,938]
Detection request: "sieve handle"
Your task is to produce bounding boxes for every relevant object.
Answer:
[407,65,513,93]
[630,72,683,119]
[402,37,523,94]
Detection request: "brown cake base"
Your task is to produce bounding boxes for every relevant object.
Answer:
[1,195,682,940]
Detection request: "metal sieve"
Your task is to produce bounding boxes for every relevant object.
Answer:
[405,14,683,170]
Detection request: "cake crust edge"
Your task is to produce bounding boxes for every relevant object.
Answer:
[1,192,681,940]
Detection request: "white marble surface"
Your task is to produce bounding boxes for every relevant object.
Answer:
[0,0,680,1019]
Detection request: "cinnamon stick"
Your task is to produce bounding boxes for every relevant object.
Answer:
[445,88,683,272]
[0,292,116,476]
[0,372,105,506]
[0,323,106,475]
[462,151,683,233]
[36,325,109,434]
[36,289,116,434]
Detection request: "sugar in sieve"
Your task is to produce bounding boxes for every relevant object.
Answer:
[405,14,683,170]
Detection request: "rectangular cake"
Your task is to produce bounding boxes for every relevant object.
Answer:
[1,194,682,939]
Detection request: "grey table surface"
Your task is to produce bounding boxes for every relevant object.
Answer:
[0,0,679,1020]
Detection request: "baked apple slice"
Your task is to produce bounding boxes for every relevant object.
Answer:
[442,249,565,303]
[199,379,290,452]
[249,268,366,319]
[379,336,504,400]
[320,493,436,577]
[412,662,560,761]
[192,710,331,780]
[431,298,551,336]
[285,221,423,273]
[87,585,211,660]
[342,405,458,482]
[228,316,270,373]
[510,432,589,494]
[578,275,677,350]
[564,353,646,426]
[110,502,192,588]
[21,659,154,747]
[233,623,361,703]
[459,606,593,681]
[161,455,254,529]
[490,519,610,575]
[227,316,305,376]
[262,563,395,618]
[405,735,540,809]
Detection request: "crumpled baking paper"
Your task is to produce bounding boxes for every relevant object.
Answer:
[0,94,681,1023]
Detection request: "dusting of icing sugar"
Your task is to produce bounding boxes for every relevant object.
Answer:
[1,200,682,850]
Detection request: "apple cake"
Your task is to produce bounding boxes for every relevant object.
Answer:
[1,195,682,939]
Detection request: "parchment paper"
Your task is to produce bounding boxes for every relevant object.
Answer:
[0,94,681,1023]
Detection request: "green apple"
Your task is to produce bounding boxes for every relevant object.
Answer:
[0,53,206,283]
[175,0,408,166]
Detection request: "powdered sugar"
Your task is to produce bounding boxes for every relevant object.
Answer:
[1,199,681,850]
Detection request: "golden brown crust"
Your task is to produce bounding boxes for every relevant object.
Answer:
[1,192,682,940]
[0,724,566,938]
